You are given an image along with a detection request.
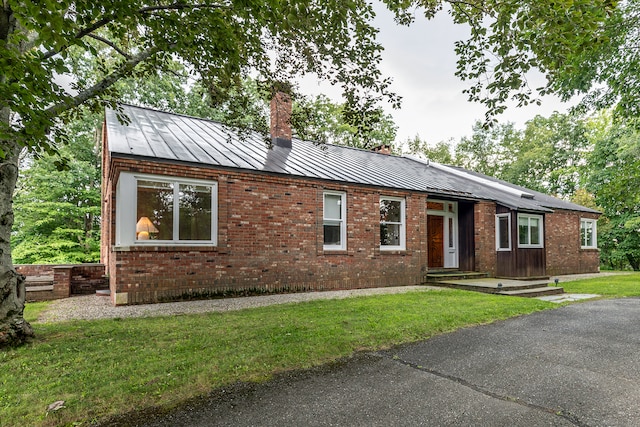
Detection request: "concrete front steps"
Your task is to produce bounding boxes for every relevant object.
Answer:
[425,272,564,298]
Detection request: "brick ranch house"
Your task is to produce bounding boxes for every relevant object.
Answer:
[101,96,600,305]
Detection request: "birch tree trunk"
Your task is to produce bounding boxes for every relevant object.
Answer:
[0,3,32,346]
[0,131,33,346]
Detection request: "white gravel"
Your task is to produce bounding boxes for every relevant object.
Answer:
[36,286,443,323]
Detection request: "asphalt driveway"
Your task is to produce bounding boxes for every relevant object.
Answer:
[124,298,640,426]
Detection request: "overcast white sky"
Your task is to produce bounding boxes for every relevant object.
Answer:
[300,5,576,148]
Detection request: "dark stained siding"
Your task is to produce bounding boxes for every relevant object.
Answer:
[496,207,546,278]
[496,204,510,214]
[515,248,546,277]
[458,201,475,271]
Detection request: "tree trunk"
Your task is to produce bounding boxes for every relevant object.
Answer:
[627,254,640,272]
[0,134,33,347]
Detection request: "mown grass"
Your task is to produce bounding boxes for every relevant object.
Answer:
[0,289,554,426]
[561,272,640,297]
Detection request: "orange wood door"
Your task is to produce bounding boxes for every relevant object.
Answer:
[428,215,444,268]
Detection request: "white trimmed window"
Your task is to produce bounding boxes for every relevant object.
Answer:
[323,191,346,250]
[380,196,406,250]
[495,213,511,251]
[517,214,544,248]
[580,218,597,249]
[116,172,217,246]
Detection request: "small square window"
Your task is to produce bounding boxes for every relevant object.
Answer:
[517,214,544,248]
[580,218,597,249]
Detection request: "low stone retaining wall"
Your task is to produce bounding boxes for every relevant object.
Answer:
[16,264,108,302]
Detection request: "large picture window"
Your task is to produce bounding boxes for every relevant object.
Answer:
[495,214,511,251]
[323,191,346,250]
[117,173,217,246]
[380,196,405,250]
[580,218,597,249]
[518,214,543,248]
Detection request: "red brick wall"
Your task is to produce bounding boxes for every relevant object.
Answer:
[546,210,600,276]
[17,264,107,300]
[15,264,53,277]
[473,201,497,276]
[105,158,429,305]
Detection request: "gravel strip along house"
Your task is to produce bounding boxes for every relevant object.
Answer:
[100,93,600,305]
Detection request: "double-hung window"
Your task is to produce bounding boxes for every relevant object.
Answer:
[580,218,597,249]
[323,191,346,250]
[517,214,543,248]
[380,196,406,250]
[495,213,511,251]
[116,173,217,246]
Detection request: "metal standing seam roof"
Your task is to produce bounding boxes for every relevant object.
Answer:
[105,104,599,215]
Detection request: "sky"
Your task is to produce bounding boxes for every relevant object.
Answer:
[300,5,576,147]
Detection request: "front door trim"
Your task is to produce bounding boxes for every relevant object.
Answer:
[427,200,459,269]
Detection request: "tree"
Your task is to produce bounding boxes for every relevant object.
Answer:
[449,0,617,122]
[500,113,590,198]
[404,135,455,164]
[0,1,617,347]
[455,121,520,178]
[12,113,102,264]
[293,94,397,149]
[586,115,640,270]
[550,1,640,120]
[455,113,590,199]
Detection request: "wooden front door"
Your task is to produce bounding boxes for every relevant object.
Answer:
[428,215,444,268]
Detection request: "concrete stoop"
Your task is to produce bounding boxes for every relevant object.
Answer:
[424,271,489,282]
[496,286,565,297]
[428,275,565,298]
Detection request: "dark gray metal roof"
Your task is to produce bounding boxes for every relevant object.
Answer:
[105,104,599,214]
[438,165,600,214]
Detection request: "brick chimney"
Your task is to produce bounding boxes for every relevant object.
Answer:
[372,144,392,155]
[270,91,292,148]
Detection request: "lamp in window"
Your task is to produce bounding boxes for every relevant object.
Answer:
[136,216,158,240]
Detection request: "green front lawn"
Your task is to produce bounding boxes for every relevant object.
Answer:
[3,273,639,426]
[561,272,640,297]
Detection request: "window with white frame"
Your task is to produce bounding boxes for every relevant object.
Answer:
[116,173,217,246]
[517,214,543,248]
[323,191,346,250]
[380,196,405,250]
[580,218,597,249]
[495,213,511,251]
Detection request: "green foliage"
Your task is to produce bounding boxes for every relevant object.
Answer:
[5,290,551,426]
[550,2,640,121]
[2,0,399,157]
[455,121,520,178]
[404,135,455,164]
[293,94,397,149]
[501,113,590,197]
[12,113,102,264]
[447,0,616,122]
[585,116,640,270]
[456,113,590,199]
